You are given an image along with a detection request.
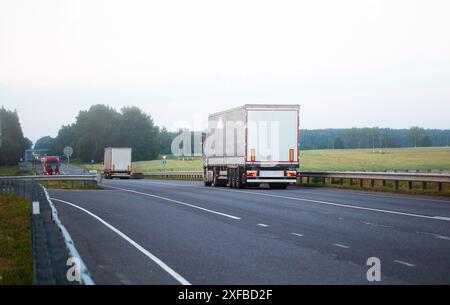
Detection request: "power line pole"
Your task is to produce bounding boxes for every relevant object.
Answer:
[372,128,375,153]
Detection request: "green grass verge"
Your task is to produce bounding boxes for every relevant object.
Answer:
[78,147,450,172]
[0,194,33,285]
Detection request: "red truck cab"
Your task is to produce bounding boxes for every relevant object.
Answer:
[41,156,61,175]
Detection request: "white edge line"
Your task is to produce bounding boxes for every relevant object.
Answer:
[257,223,269,227]
[217,188,450,222]
[41,186,95,285]
[51,197,191,285]
[434,216,450,221]
[291,232,303,237]
[333,243,350,249]
[394,260,416,267]
[104,185,241,220]
[298,188,450,204]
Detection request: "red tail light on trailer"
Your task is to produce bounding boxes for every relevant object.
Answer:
[286,171,297,177]
[246,170,258,177]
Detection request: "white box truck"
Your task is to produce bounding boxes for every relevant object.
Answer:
[104,147,132,179]
[203,104,300,189]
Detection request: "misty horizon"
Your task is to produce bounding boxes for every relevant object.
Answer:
[1,0,450,142]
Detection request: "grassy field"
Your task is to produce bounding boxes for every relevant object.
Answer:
[300,147,450,171]
[80,147,450,172]
[0,166,21,176]
[0,194,33,285]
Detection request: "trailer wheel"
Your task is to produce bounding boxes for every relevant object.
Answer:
[227,169,232,188]
[235,168,244,189]
[212,174,218,187]
[235,171,241,188]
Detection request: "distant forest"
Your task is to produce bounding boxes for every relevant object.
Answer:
[300,128,450,150]
[159,127,450,154]
[2,104,449,166]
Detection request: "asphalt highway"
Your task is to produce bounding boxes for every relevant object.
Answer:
[48,179,450,284]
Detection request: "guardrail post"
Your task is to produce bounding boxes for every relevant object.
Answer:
[382,180,386,187]
[307,177,310,184]
[322,177,326,184]
[422,181,427,190]
[359,179,364,188]
[371,179,375,188]
[395,181,399,190]
[340,178,343,185]
[408,181,413,190]
[349,178,353,186]
[438,182,443,192]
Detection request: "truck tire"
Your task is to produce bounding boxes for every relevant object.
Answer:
[235,168,244,189]
[228,169,233,188]
[203,168,212,186]
[230,169,236,188]
[235,170,241,189]
[212,170,219,187]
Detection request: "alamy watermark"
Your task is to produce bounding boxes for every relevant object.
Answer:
[171,119,283,163]
[366,257,381,282]
[66,256,81,283]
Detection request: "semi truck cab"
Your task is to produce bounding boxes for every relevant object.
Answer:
[41,156,61,175]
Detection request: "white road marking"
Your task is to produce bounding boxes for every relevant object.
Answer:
[103,185,241,220]
[217,188,450,222]
[32,201,40,215]
[418,232,450,241]
[434,216,450,221]
[394,260,416,267]
[257,223,269,227]
[333,243,350,249]
[291,232,303,237]
[295,188,450,204]
[433,234,450,241]
[51,198,191,285]
[361,221,393,228]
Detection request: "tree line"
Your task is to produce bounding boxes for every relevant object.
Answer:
[34,105,163,162]
[0,107,32,165]
[2,104,450,166]
[300,127,450,150]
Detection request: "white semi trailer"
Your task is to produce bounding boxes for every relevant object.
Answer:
[104,147,132,179]
[203,104,300,189]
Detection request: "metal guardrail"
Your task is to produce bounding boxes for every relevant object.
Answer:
[299,171,450,192]
[0,174,102,188]
[0,179,94,284]
[0,174,102,182]
[137,170,450,192]
[137,171,203,180]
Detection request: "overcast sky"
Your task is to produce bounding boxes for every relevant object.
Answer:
[1,0,450,143]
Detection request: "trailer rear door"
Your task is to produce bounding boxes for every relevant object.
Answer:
[246,109,299,164]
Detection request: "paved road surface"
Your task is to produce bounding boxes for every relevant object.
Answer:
[48,179,450,284]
